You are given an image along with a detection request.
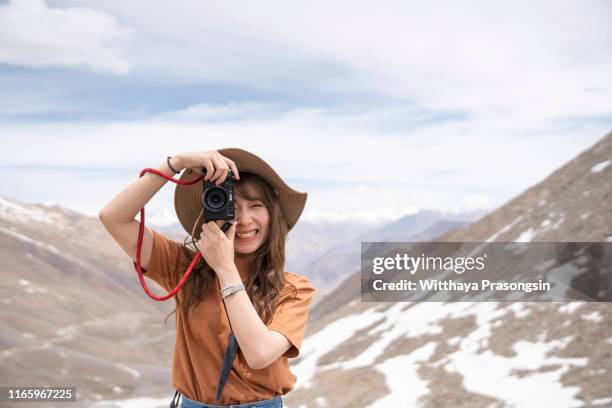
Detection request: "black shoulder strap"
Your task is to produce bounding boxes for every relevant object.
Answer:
[216,331,239,403]
[170,389,181,408]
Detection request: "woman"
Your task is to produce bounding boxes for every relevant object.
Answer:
[99,149,316,408]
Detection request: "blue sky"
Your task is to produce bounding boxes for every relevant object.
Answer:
[1,0,611,225]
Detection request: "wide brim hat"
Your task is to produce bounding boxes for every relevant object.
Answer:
[174,148,307,238]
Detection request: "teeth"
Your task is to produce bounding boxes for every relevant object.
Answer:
[237,230,257,239]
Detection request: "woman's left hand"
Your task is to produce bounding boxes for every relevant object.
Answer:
[197,220,237,276]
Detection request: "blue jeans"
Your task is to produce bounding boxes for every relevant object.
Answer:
[181,395,283,408]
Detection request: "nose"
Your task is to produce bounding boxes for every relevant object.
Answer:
[233,206,253,224]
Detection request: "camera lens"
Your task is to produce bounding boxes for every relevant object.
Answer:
[204,187,228,211]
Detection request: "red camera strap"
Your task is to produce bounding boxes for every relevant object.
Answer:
[133,168,204,301]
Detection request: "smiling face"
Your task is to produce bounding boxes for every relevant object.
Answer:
[233,182,270,256]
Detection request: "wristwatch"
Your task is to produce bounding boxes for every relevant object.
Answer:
[220,283,245,299]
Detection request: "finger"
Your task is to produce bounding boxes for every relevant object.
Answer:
[210,156,228,184]
[202,158,214,181]
[214,168,229,186]
[200,228,208,241]
[226,222,236,241]
[213,153,231,184]
[205,220,223,236]
[221,157,239,180]
[202,222,216,236]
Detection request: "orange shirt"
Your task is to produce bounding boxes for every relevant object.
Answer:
[139,229,316,404]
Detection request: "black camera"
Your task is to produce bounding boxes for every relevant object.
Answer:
[202,170,235,222]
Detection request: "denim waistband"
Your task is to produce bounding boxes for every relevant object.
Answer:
[181,394,283,408]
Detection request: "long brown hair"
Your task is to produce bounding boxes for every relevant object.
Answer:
[163,172,296,325]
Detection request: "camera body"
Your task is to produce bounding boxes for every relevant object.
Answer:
[202,170,235,222]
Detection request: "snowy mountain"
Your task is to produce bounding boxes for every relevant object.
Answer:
[287,132,612,408]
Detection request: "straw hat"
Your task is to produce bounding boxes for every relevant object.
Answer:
[174,148,307,238]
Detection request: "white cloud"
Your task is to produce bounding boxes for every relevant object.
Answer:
[204,0,612,119]
[0,103,608,221]
[52,0,612,120]
[1,0,611,222]
[0,0,131,74]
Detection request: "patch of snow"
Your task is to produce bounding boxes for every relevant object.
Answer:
[367,342,437,408]
[293,302,507,390]
[112,386,122,394]
[0,197,64,225]
[507,302,531,319]
[592,397,612,406]
[541,219,551,227]
[24,285,48,295]
[314,397,327,407]
[591,160,610,173]
[447,336,461,346]
[553,217,565,229]
[516,228,536,243]
[19,279,31,286]
[580,213,590,220]
[56,326,80,338]
[485,216,523,243]
[22,332,35,339]
[582,190,590,197]
[292,305,395,388]
[558,302,585,314]
[538,200,547,207]
[580,311,603,323]
[91,396,173,408]
[345,302,498,370]
[467,216,524,256]
[114,363,141,380]
[553,335,575,349]
[445,338,588,408]
[0,226,60,254]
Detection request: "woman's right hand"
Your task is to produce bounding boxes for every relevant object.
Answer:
[174,150,240,185]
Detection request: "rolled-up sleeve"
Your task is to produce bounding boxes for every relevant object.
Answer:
[267,273,316,359]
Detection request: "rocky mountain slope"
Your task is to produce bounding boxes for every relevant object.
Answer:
[290,132,612,408]
[0,198,181,405]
